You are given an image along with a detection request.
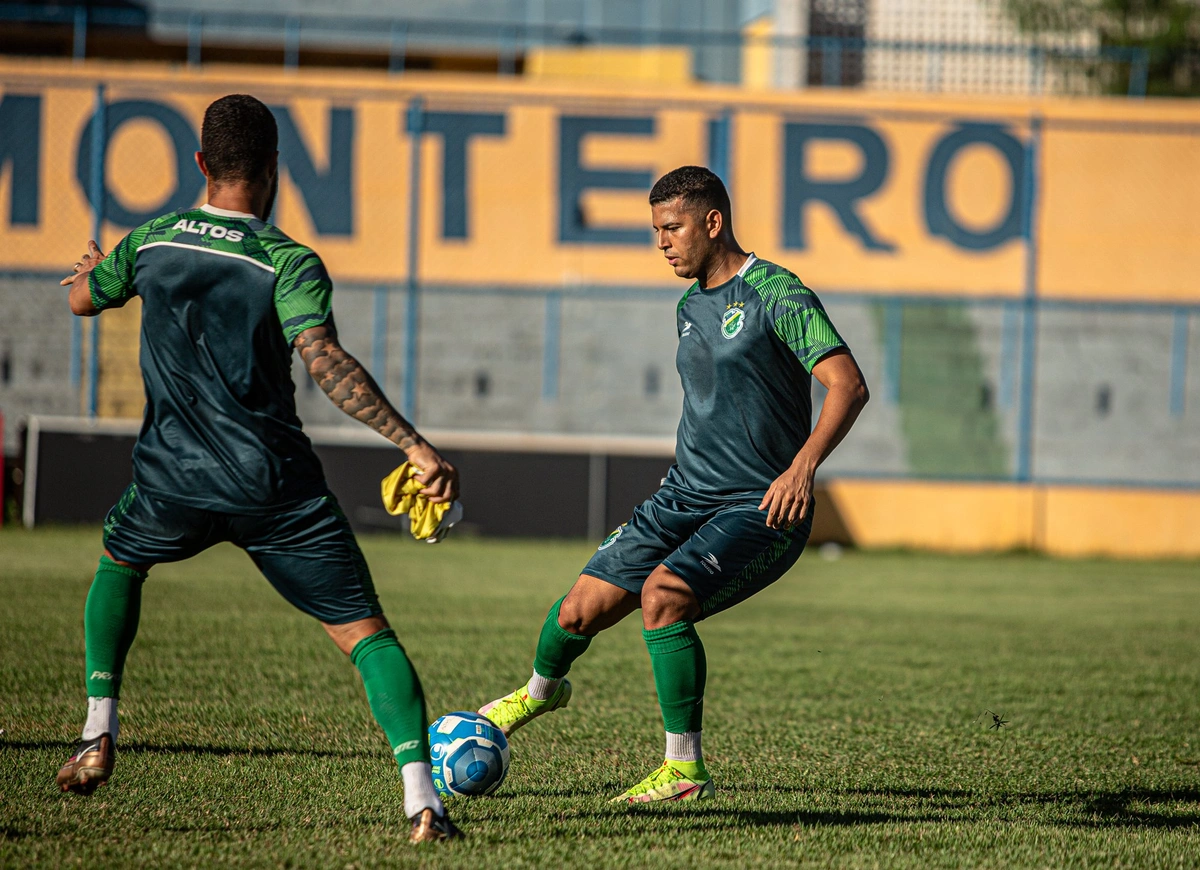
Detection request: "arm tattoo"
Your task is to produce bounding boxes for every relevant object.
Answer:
[295,327,422,452]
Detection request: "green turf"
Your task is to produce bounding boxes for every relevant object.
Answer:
[2,527,1198,868]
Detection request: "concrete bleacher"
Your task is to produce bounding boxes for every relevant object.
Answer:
[285,288,912,478]
[0,278,79,453]
[5,273,1196,488]
[1033,308,1200,485]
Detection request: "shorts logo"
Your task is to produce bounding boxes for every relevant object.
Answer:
[721,303,746,339]
[598,525,625,550]
[701,553,721,574]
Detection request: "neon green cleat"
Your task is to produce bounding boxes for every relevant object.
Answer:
[478,679,572,736]
[611,760,715,804]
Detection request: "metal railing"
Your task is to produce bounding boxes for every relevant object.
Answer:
[0,4,1152,96]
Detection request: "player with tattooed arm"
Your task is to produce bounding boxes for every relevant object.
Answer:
[55,94,462,843]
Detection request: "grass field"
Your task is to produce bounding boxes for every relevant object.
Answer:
[2,527,1198,868]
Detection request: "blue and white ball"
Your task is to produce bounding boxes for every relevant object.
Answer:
[427,711,510,797]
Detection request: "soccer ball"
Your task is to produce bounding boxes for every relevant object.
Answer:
[427,711,510,797]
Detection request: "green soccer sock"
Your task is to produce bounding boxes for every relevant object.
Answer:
[84,556,147,699]
[351,629,429,769]
[532,596,593,680]
[643,620,707,735]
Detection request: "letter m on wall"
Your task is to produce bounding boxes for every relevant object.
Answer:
[0,94,41,225]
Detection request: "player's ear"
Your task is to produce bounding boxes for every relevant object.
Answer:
[195,151,210,179]
[267,151,279,179]
[706,207,723,239]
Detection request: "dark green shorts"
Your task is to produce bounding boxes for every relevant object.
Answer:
[102,483,380,624]
[582,486,812,619]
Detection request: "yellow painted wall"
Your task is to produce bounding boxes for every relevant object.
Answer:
[4,58,1198,543]
[740,16,773,90]
[1040,488,1200,559]
[525,46,693,83]
[2,57,1198,300]
[826,480,1200,559]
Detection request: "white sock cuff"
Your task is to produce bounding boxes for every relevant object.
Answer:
[401,761,445,820]
[526,670,562,701]
[665,730,702,762]
[83,696,119,743]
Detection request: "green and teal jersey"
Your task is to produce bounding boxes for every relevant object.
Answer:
[666,254,848,502]
[88,204,334,513]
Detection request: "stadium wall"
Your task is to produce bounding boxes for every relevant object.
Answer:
[826,480,1200,559]
[2,59,1198,555]
[2,57,1199,297]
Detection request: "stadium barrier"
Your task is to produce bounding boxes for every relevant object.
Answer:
[20,416,1200,558]
[18,415,845,544]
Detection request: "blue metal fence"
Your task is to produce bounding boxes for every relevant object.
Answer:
[0,4,1152,96]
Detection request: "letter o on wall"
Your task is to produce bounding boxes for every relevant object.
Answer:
[76,100,204,227]
[923,123,1025,251]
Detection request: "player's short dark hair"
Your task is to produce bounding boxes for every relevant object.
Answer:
[649,165,731,220]
[201,94,278,183]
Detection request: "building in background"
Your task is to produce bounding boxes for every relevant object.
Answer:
[2,0,1117,93]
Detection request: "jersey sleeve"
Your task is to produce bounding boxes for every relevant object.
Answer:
[273,247,334,344]
[88,226,149,310]
[768,279,848,373]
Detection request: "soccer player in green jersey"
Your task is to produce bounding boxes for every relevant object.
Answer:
[55,95,462,842]
[480,165,870,802]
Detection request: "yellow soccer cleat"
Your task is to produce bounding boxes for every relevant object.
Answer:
[610,760,715,804]
[478,679,572,737]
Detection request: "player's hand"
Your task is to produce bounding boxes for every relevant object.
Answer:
[60,240,106,286]
[758,459,816,530]
[406,442,459,504]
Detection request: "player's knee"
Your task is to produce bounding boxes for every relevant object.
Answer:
[557,592,602,635]
[641,581,694,630]
[556,580,628,633]
[322,615,390,656]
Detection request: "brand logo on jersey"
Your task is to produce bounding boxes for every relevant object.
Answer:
[598,525,625,550]
[680,321,693,338]
[171,219,245,242]
[701,552,721,574]
[721,302,746,339]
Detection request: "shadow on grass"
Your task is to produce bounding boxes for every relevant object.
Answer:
[619,806,940,827]
[583,786,1200,831]
[0,739,375,760]
[840,786,1200,830]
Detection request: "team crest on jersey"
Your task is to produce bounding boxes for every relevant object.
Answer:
[721,302,746,339]
[598,525,625,550]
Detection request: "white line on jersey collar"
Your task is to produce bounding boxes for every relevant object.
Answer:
[737,253,757,277]
[136,241,276,273]
[201,203,256,219]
